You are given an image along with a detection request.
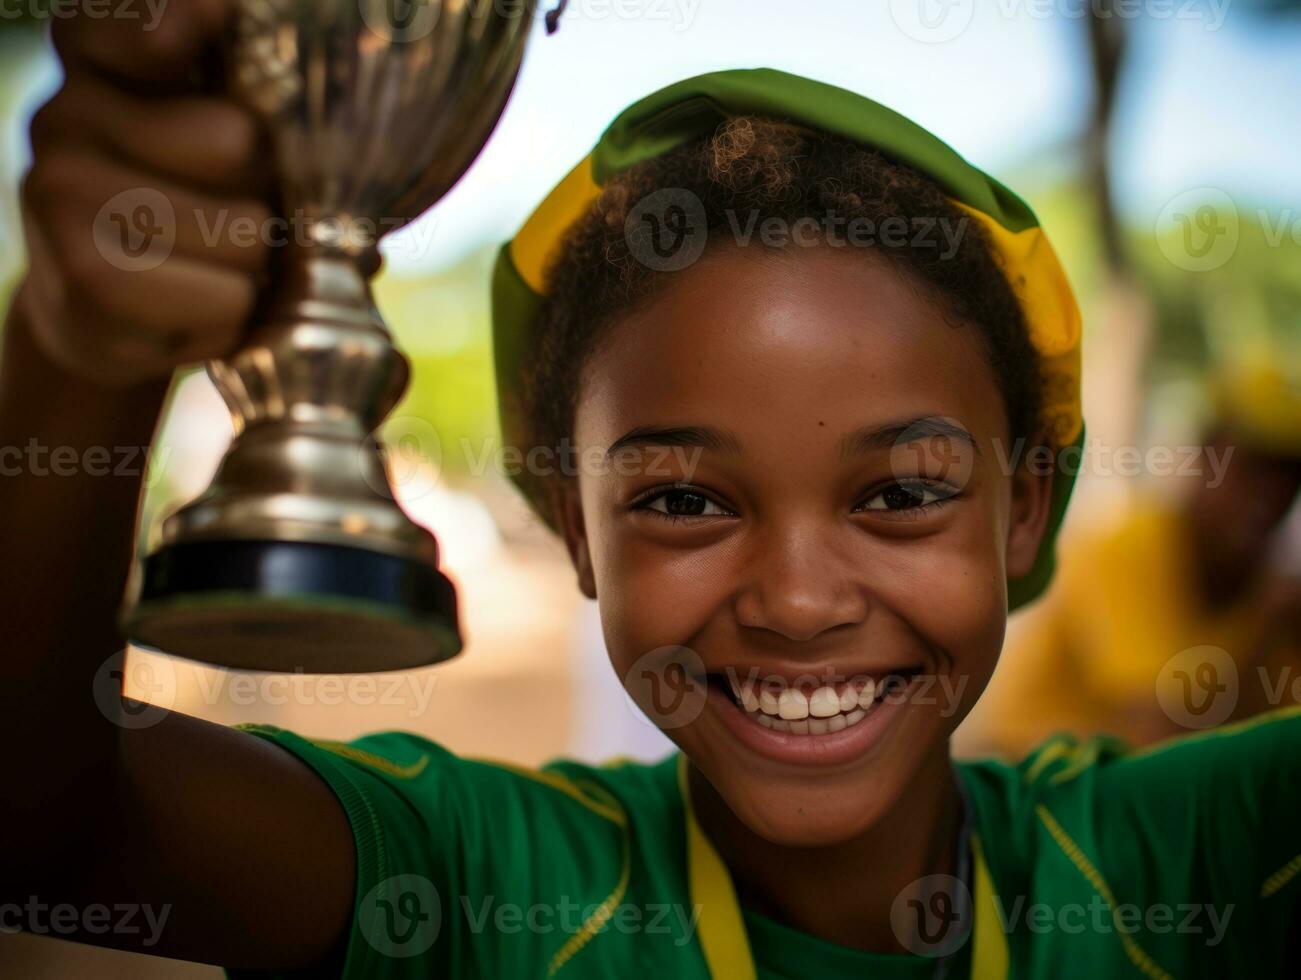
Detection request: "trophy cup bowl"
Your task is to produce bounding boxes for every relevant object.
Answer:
[123,0,535,673]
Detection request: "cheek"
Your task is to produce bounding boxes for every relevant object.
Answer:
[877,503,1009,695]
[582,480,732,678]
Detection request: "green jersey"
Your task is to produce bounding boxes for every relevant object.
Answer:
[227,706,1300,979]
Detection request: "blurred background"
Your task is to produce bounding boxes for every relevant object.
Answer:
[2,0,1299,975]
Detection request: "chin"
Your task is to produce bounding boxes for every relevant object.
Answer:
[683,690,952,848]
[719,770,912,847]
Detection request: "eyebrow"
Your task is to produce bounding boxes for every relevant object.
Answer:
[604,416,976,460]
[605,424,743,459]
[839,416,979,459]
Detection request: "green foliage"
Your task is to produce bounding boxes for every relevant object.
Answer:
[1133,203,1301,374]
[374,246,503,479]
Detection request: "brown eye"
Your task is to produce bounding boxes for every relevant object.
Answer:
[857,480,953,513]
[640,487,729,519]
[881,484,926,510]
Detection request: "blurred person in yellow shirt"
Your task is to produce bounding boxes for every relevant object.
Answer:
[970,361,1301,755]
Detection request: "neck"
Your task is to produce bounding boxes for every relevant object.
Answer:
[687,742,962,954]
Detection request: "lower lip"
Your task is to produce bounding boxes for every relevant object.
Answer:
[707,681,916,768]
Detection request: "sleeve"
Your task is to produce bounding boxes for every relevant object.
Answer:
[221,724,629,980]
[222,724,455,980]
[1090,706,1301,968]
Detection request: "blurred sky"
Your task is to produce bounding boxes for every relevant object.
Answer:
[393,0,1301,272]
[3,0,1300,275]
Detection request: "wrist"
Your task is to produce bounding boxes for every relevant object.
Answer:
[3,280,172,444]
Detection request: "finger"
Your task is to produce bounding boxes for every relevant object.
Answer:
[25,146,273,277]
[31,68,272,199]
[52,0,231,87]
[22,213,255,384]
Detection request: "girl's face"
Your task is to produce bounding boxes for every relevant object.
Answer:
[555,244,1052,847]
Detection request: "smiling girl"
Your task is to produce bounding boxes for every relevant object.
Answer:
[2,9,1297,978]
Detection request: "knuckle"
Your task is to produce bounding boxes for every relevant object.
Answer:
[208,104,262,169]
[60,235,115,299]
[21,150,89,217]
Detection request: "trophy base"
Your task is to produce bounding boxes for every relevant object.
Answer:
[126,539,461,673]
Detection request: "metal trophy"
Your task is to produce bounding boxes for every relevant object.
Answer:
[123,0,535,672]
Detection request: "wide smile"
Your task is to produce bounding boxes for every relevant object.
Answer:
[705,667,925,767]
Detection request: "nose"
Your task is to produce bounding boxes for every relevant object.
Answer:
[732,519,869,642]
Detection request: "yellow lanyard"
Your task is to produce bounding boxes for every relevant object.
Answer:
[677,756,1010,979]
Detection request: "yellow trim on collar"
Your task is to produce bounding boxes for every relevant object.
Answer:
[679,756,758,980]
[677,755,1009,979]
[971,834,1011,978]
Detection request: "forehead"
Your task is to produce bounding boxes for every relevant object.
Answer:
[575,245,1009,452]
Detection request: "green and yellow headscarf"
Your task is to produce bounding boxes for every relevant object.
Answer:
[491,67,1084,609]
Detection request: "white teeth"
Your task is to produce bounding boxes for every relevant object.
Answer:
[778,689,809,720]
[733,674,892,736]
[809,687,840,718]
[858,679,876,709]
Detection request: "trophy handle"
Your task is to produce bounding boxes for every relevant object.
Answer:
[123,245,462,673]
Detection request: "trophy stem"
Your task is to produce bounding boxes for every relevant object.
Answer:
[123,245,461,673]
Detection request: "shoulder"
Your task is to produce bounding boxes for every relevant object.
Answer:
[964,706,1301,840]
[238,723,681,826]
[961,710,1301,971]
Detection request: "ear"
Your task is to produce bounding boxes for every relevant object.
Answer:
[550,478,597,599]
[1005,443,1055,580]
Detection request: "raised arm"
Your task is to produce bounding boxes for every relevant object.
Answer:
[0,3,356,969]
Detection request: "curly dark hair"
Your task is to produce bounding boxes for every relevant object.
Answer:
[516,115,1044,527]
